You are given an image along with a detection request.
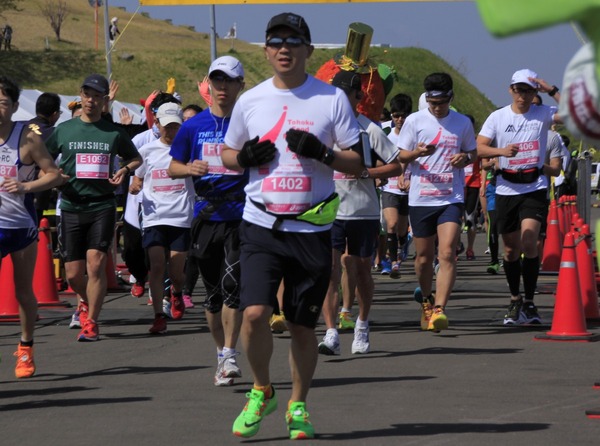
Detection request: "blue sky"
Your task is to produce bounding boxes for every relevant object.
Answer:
[110,1,582,106]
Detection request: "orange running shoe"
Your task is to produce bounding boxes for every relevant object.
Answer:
[14,345,36,379]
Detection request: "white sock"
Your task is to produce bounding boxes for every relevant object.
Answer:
[356,318,368,329]
[222,346,235,356]
[326,328,339,337]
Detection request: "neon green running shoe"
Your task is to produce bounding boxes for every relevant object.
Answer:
[428,307,449,332]
[232,387,278,438]
[338,311,355,330]
[286,402,315,440]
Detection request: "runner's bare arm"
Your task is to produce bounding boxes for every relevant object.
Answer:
[477,135,519,159]
[3,129,64,194]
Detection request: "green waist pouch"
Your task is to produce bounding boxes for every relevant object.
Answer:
[251,193,340,230]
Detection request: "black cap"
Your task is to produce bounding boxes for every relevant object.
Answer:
[266,12,311,44]
[332,70,362,92]
[81,74,109,95]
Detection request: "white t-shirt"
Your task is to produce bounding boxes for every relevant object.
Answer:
[397,108,476,207]
[224,75,360,232]
[135,139,194,229]
[479,104,557,196]
[124,127,159,228]
[333,114,399,219]
[383,129,410,196]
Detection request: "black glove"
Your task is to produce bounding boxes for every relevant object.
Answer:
[285,129,327,161]
[236,136,277,168]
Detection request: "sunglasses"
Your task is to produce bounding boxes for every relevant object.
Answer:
[209,74,241,83]
[391,112,409,119]
[266,36,308,48]
[512,86,537,95]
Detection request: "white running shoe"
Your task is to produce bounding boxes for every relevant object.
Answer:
[351,326,370,354]
[214,355,234,387]
[223,351,242,378]
[69,311,81,329]
[318,331,340,356]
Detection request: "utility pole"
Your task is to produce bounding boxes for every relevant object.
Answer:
[209,4,217,62]
[103,0,112,81]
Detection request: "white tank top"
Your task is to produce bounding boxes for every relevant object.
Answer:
[0,122,37,229]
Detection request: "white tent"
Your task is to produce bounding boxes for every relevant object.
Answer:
[14,89,145,125]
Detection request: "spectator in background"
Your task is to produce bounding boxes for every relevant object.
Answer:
[3,24,13,51]
[109,18,120,46]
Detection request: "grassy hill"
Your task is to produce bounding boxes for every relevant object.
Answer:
[0,0,496,126]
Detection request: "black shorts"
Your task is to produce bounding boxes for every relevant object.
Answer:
[142,225,190,252]
[409,203,464,238]
[239,221,331,328]
[496,189,548,235]
[331,219,379,257]
[190,219,241,312]
[59,208,116,262]
[381,192,409,216]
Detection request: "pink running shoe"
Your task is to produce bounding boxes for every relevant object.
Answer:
[183,294,195,309]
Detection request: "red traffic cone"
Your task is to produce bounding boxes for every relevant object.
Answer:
[576,224,600,321]
[0,255,21,322]
[586,409,600,419]
[542,200,561,272]
[33,218,71,307]
[535,232,597,341]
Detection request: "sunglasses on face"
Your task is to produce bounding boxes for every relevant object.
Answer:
[391,112,409,119]
[209,75,241,84]
[512,86,537,95]
[265,36,308,49]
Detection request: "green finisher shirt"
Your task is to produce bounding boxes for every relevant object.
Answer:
[46,117,139,213]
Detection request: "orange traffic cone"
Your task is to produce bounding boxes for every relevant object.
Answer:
[106,247,124,292]
[535,232,597,341]
[557,195,566,239]
[0,255,21,322]
[576,224,600,321]
[33,218,71,307]
[542,200,561,272]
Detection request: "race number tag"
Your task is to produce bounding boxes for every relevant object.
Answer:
[419,172,453,197]
[203,142,241,175]
[76,153,110,179]
[151,169,186,192]
[508,140,540,168]
[0,164,17,191]
[261,175,312,214]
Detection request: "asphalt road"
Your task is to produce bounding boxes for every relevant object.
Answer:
[1,207,600,446]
